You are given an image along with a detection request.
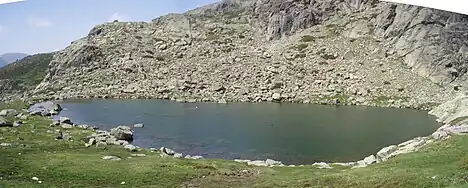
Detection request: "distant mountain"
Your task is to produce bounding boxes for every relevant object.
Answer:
[0,58,7,67]
[0,53,29,64]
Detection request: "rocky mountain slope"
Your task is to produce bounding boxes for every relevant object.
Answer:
[32,0,468,109]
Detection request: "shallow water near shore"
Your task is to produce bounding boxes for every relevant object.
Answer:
[55,99,440,165]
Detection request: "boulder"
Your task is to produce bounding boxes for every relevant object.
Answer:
[60,123,74,129]
[133,123,144,128]
[265,159,283,166]
[102,156,121,161]
[247,160,268,167]
[444,125,468,135]
[353,155,377,168]
[56,131,63,139]
[124,144,138,152]
[432,130,450,140]
[429,95,468,125]
[0,143,12,147]
[131,154,146,157]
[110,126,133,141]
[13,121,22,127]
[312,162,332,169]
[185,155,204,160]
[173,153,183,158]
[0,109,18,116]
[28,101,61,116]
[59,117,72,124]
[272,93,281,101]
[160,147,175,155]
[0,117,12,127]
[376,145,398,162]
[76,124,90,129]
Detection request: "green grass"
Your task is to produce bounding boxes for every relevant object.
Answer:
[300,35,315,42]
[1,101,468,187]
[316,94,349,103]
[294,43,308,51]
[372,95,410,106]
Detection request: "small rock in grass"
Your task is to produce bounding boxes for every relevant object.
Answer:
[102,156,121,161]
[173,153,183,158]
[131,153,146,157]
[0,143,12,147]
[55,131,63,139]
[124,144,138,152]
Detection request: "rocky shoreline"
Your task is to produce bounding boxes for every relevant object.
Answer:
[2,95,467,169]
[15,93,441,112]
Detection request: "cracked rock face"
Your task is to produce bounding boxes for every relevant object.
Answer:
[31,0,468,106]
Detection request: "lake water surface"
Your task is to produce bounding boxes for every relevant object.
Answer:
[56,99,440,165]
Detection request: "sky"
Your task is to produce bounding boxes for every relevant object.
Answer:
[0,0,220,55]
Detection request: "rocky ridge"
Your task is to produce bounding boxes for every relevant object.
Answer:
[27,0,468,109]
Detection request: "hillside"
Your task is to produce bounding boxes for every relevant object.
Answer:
[29,0,468,109]
[0,53,54,99]
[1,53,29,64]
[0,57,7,67]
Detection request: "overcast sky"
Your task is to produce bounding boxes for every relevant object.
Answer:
[0,0,219,55]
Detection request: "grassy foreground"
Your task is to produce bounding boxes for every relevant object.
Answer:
[1,102,468,188]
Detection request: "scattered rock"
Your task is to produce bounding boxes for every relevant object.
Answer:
[102,156,121,161]
[76,124,90,129]
[133,123,144,128]
[429,95,468,125]
[13,121,22,127]
[0,109,18,116]
[16,113,29,120]
[55,131,63,139]
[28,101,62,116]
[312,162,332,169]
[60,123,74,129]
[185,155,204,160]
[59,117,72,124]
[234,159,251,163]
[265,159,283,166]
[272,93,282,101]
[131,153,146,157]
[63,133,71,141]
[432,130,450,140]
[247,160,268,167]
[160,147,175,155]
[218,99,228,104]
[0,143,12,147]
[110,126,133,141]
[376,145,398,162]
[173,153,183,158]
[0,117,12,127]
[124,144,138,152]
[354,155,377,168]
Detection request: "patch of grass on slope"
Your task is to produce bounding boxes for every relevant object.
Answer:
[1,102,468,187]
[0,53,54,92]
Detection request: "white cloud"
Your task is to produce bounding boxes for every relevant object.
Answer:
[0,25,3,33]
[28,17,52,27]
[0,0,25,5]
[107,12,128,22]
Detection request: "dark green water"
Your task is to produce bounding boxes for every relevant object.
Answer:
[56,99,440,165]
